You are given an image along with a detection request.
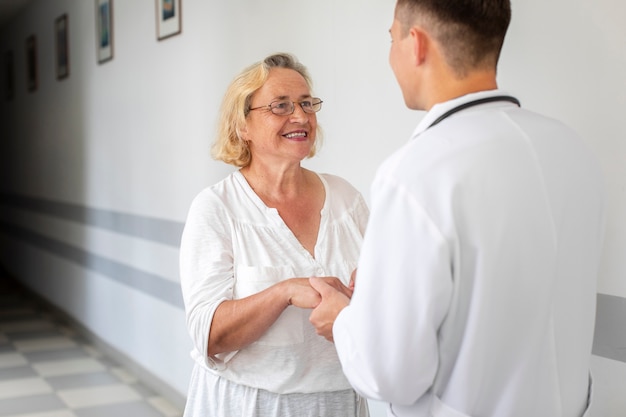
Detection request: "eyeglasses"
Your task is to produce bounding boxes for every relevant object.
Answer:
[249,98,323,116]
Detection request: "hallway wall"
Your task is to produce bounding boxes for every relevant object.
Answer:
[0,0,624,413]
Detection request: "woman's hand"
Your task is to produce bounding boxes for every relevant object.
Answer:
[283,276,353,309]
[283,278,322,308]
[209,278,319,355]
[208,276,352,355]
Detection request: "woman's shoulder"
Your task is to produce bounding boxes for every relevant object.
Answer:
[188,171,244,211]
[317,172,368,212]
[318,172,360,195]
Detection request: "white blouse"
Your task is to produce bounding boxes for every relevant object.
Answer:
[179,170,369,394]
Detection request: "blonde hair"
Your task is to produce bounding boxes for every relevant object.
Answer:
[211,53,322,167]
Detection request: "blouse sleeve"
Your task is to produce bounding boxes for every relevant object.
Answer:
[354,192,370,236]
[179,189,237,370]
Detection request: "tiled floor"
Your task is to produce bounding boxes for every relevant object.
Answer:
[0,273,183,417]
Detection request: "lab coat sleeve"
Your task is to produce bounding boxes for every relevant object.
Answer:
[179,190,237,370]
[333,173,453,406]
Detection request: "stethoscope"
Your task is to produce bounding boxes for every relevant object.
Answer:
[427,95,521,130]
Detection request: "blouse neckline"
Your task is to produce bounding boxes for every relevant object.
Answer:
[233,169,329,260]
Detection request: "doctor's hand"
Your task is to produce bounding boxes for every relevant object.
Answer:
[349,268,357,291]
[315,276,354,299]
[309,277,351,342]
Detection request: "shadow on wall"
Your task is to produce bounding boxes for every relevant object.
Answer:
[0,0,91,318]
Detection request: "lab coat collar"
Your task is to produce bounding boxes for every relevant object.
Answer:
[410,89,514,140]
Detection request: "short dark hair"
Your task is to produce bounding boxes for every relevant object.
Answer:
[395,0,511,76]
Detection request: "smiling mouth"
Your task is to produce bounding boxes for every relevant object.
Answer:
[284,132,307,139]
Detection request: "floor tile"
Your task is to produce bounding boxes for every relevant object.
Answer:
[0,394,65,416]
[0,275,183,417]
[74,401,164,417]
[0,352,27,368]
[7,411,78,417]
[56,326,77,338]
[0,365,38,381]
[7,330,65,341]
[57,384,141,408]
[0,377,53,400]
[0,308,35,319]
[0,319,57,333]
[32,358,106,377]
[92,356,115,368]
[23,347,90,363]
[45,372,120,391]
[13,337,77,353]
[80,346,101,358]
[130,382,157,398]
[0,344,16,353]
[147,397,182,417]
[110,366,137,383]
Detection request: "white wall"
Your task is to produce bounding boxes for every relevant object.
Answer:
[499,0,626,299]
[0,0,624,415]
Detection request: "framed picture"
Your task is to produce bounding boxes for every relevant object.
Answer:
[26,35,37,92]
[5,51,14,100]
[55,14,70,79]
[96,0,113,63]
[155,0,181,40]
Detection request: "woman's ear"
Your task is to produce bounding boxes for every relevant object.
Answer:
[238,124,248,141]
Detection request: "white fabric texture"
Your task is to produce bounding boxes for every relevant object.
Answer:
[184,365,368,417]
[180,170,369,414]
[333,90,606,417]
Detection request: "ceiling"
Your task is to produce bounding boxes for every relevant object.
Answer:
[0,0,33,29]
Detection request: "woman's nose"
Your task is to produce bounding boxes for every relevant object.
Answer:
[289,103,310,122]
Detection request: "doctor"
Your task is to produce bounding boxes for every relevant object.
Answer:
[309,1,606,416]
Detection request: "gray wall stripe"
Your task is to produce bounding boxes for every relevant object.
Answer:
[593,293,626,363]
[0,221,184,309]
[1,194,625,363]
[0,194,184,247]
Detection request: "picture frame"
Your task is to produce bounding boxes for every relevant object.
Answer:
[155,0,181,40]
[5,50,14,100]
[55,14,70,80]
[96,0,114,63]
[26,35,37,92]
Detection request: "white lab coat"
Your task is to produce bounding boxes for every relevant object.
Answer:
[333,91,606,417]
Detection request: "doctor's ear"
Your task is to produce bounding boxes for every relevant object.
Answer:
[409,26,429,66]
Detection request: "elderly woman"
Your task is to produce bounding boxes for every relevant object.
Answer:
[179,53,369,417]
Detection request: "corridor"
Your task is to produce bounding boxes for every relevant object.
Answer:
[0,270,183,417]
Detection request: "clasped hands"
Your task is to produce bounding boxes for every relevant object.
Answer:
[287,271,356,342]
